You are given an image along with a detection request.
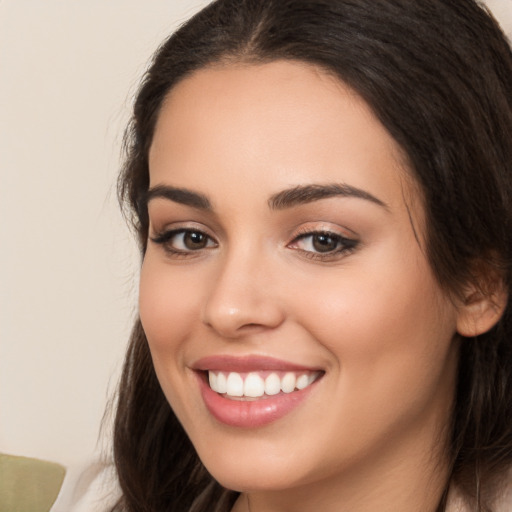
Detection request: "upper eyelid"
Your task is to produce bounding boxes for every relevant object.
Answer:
[289,230,355,247]
[290,223,357,239]
[149,221,216,237]
[152,227,217,243]
[288,224,359,244]
[149,221,358,244]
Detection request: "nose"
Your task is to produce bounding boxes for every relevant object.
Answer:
[201,250,285,338]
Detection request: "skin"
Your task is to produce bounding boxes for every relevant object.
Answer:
[140,60,475,512]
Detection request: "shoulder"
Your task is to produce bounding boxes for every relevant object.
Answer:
[50,459,121,512]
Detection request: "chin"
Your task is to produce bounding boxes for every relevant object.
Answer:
[196,440,321,493]
[207,465,303,493]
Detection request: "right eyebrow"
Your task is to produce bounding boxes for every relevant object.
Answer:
[142,185,212,210]
[268,183,389,211]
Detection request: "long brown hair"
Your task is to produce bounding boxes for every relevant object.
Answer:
[113,1,512,510]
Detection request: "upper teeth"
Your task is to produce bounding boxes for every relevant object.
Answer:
[208,371,320,398]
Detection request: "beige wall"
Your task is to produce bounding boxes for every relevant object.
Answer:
[1,0,511,468]
[0,0,211,466]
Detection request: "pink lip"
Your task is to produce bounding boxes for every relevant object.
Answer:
[192,355,322,428]
[193,355,320,372]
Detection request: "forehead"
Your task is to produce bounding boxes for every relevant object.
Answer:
[149,60,419,215]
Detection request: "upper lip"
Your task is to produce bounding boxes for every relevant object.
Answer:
[192,355,322,373]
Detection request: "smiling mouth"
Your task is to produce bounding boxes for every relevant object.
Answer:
[207,370,323,400]
[194,357,324,427]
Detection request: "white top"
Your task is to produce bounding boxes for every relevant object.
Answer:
[50,460,120,512]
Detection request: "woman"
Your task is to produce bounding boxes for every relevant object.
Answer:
[112,0,512,511]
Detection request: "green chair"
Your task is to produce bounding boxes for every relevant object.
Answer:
[0,453,65,512]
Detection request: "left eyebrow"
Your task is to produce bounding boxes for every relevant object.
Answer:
[268,183,389,210]
[143,185,212,210]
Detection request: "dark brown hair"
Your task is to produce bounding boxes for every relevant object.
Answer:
[113,1,512,511]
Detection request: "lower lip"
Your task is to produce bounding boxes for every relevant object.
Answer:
[196,372,318,428]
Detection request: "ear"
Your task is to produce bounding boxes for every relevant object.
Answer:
[456,272,508,338]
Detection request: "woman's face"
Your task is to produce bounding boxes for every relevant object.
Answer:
[140,61,460,501]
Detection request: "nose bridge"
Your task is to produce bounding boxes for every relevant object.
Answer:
[202,241,284,337]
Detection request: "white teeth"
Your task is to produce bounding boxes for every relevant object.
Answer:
[281,372,296,393]
[296,374,310,390]
[226,372,244,396]
[244,373,265,398]
[208,371,217,390]
[265,373,281,396]
[216,372,227,394]
[208,370,321,397]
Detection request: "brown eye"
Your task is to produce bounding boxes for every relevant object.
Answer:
[312,233,339,253]
[288,230,359,259]
[183,231,209,250]
[151,228,216,254]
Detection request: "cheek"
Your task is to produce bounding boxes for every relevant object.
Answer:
[138,256,206,423]
[280,258,459,476]
[293,251,458,410]
[138,256,199,365]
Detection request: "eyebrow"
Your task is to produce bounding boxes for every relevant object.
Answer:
[144,185,211,210]
[268,183,388,210]
[143,182,388,212]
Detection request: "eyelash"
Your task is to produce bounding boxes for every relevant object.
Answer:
[150,228,217,257]
[150,228,359,261]
[288,229,359,261]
